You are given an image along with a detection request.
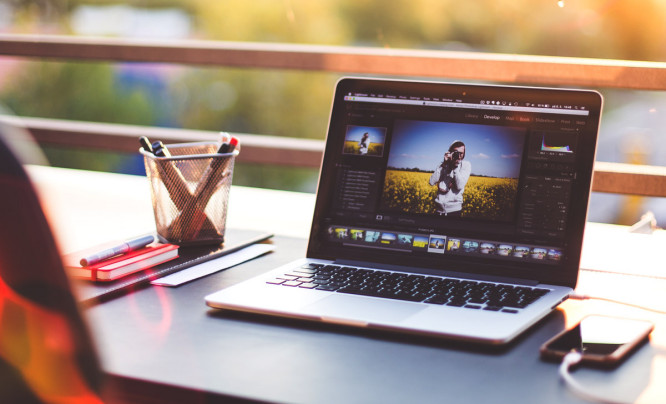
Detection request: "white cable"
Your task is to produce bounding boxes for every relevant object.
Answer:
[569,292,666,315]
[559,351,629,404]
[558,292,660,403]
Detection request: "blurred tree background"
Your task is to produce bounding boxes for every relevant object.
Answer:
[1,0,665,222]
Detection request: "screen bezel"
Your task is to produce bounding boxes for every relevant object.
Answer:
[306,77,603,288]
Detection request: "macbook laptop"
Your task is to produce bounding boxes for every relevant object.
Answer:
[206,77,602,344]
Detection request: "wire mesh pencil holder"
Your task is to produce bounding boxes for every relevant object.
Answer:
[141,142,238,246]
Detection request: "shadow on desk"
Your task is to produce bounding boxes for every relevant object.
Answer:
[205,307,657,403]
[103,374,267,404]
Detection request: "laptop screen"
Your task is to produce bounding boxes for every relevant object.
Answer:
[308,78,602,286]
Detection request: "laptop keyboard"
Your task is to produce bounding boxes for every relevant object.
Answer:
[267,263,550,313]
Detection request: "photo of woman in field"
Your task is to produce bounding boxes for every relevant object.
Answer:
[429,140,471,216]
[342,125,387,157]
[380,120,526,221]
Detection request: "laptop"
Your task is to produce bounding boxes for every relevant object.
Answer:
[206,77,602,344]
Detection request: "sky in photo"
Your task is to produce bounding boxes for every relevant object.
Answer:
[344,125,387,145]
[387,120,526,178]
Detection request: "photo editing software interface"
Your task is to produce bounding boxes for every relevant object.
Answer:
[320,85,596,272]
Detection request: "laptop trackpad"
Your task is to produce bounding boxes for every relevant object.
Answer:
[303,294,425,324]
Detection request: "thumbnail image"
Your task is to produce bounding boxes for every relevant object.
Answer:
[479,242,497,254]
[497,244,513,256]
[398,234,413,245]
[428,235,447,254]
[447,238,461,252]
[335,227,349,240]
[530,247,547,260]
[462,240,479,253]
[350,229,365,241]
[379,120,526,222]
[513,246,530,258]
[381,232,397,245]
[413,235,429,249]
[547,249,563,261]
[342,125,387,157]
[365,231,381,243]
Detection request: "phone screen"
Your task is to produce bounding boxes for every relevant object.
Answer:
[541,315,653,365]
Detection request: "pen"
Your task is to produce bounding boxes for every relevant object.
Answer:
[217,132,231,153]
[139,136,154,154]
[151,140,171,157]
[227,136,239,152]
[218,136,238,154]
[80,234,155,267]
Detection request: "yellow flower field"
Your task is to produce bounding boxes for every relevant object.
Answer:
[343,140,384,156]
[381,170,518,221]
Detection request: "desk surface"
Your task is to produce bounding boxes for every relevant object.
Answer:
[29,165,666,404]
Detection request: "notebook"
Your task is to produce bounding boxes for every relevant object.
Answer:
[206,77,603,345]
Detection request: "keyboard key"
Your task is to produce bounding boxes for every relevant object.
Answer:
[282,280,302,287]
[467,297,486,304]
[277,275,300,281]
[315,285,338,291]
[288,272,313,278]
[424,296,449,305]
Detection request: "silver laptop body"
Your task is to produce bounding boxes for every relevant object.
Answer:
[206,78,602,345]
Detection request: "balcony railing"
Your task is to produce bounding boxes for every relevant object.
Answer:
[1,33,666,197]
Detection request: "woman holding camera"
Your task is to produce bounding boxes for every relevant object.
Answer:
[428,140,471,216]
[358,132,369,155]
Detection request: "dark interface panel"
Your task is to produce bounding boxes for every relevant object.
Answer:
[317,84,598,272]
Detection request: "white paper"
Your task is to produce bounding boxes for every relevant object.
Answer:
[151,243,275,287]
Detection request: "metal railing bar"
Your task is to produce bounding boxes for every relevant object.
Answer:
[3,116,665,197]
[1,34,666,90]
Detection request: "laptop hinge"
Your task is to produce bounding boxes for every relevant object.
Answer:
[333,259,540,287]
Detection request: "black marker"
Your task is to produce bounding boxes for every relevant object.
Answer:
[216,132,231,153]
[218,137,238,154]
[139,136,154,154]
[151,141,171,157]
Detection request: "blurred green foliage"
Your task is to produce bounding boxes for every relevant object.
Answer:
[1,0,666,194]
[2,62,154,124]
